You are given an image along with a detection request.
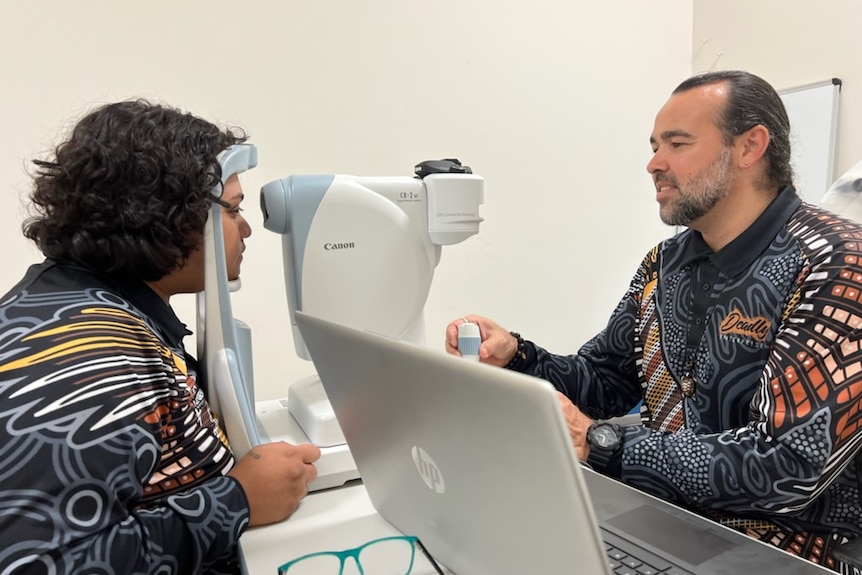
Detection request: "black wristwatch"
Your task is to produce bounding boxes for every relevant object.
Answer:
[586,421,623,471]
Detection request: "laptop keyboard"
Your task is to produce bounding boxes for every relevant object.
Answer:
[602,528,694,575]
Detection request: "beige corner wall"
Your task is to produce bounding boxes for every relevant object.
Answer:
[0,1,692,401]
[693,0,862,179]
[1,2,855,408]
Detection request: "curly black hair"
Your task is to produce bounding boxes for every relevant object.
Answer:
[23,99,248,281]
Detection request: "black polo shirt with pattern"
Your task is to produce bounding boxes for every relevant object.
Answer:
[0,259,249,574]
[510,186,862,572]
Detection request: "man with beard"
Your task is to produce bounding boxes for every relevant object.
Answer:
[445,70,862,573]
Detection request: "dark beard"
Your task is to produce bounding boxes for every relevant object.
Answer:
[660,147,734,227]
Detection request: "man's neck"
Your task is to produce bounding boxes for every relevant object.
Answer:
[145,279,173,304]
[694,185,779,252]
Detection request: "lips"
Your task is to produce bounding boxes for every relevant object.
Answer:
[655,182,677,202]
[654,173,676,186]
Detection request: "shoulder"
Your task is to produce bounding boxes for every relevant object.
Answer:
[0,269,175,445]
[1,265,166,375]
[786,202,862,267]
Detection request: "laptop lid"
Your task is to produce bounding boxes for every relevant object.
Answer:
[294,312,836,574]
[294,311,611,575]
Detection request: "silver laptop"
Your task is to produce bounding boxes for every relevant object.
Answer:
[295,311,830,575]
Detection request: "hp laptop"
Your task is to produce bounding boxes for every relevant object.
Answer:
[294,311,829,575]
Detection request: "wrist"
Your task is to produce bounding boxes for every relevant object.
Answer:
[585,421,623,477]
[504,331,527,369]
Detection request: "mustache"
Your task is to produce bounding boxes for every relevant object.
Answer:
[655,173,677,187]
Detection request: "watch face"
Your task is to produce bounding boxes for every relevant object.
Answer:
[593,426,619,448]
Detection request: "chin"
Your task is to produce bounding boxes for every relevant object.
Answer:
[658,209,673,226]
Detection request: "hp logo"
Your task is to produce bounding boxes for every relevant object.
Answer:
[411,445,446,494]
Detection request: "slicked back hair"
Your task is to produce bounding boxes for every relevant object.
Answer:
[674,70,793,191]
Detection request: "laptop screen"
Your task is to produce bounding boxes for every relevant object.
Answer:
[295,311,611,575]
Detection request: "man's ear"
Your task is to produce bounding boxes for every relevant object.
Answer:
[737,124,770,168]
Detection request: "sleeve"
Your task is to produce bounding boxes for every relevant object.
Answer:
[0,306,251,574]
[618,248,862,527]
[508,254,651,421]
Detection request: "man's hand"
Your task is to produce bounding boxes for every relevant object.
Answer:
[555,391,592,461]
[444,314,519,367]
[229,441,321,526]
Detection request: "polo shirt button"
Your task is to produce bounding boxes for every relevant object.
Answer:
[702,283,710,291]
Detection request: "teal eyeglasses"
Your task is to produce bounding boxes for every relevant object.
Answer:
[277,535,446,575]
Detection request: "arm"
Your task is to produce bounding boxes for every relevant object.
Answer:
[515,297,644,421]
[445,257,652,420]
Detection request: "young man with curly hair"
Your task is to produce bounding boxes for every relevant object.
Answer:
[0,100,320,574]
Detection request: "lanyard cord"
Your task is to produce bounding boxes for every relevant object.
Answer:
[682,261,728,399]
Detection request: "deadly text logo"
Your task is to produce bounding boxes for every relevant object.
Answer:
[719,308,771,342]
[411,445,445,494]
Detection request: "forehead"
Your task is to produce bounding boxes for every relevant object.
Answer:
[652,82,729,137]
[222,173,244,198]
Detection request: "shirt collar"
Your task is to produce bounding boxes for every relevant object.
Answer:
[678,185,801,276]
[113,278,193,348]
[49,258,192,348]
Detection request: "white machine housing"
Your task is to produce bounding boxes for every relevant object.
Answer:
[260,168,484,460]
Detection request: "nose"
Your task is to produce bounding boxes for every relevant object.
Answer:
[647,150,667,176]
[240,214,252,238]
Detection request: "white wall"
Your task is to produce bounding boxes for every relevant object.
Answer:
[0,1,690,401]
[692,0,862,181]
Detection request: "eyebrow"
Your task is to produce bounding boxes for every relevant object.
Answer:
[213,193,245,209]
[650,129,695,145]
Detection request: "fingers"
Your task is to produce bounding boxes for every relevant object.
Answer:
[445,315,519,367]
[554,392,591,461]
[291,443,320,484]
[230,442,323,527]
[280,442,320,486]
[293,442,322,463]
[445,315,478,355]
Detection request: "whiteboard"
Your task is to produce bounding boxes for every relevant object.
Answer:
[779,79,841,205]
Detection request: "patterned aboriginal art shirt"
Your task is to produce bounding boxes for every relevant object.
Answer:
[0,260,250,574]
[509,187,862,573]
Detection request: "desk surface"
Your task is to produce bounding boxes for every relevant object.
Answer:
[240,481,443,574]
[240,474,831,575]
